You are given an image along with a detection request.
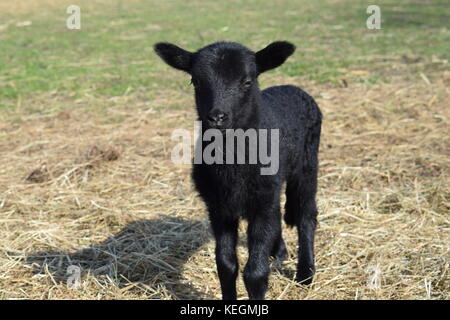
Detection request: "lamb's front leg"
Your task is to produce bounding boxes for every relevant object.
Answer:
[210,213,239,300]
[243,209,280,300]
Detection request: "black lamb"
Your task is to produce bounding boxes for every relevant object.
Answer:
[154,41,322,300]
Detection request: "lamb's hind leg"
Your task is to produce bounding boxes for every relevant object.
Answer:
[270,223,287,262]
[296,195,317,284]
[285,175,318,285]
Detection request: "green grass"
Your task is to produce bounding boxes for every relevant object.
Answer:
[0,0,449,110]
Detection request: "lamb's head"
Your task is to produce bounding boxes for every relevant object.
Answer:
[154,41,295,129]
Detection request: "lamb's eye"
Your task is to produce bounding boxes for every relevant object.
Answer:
[243,79,252,88]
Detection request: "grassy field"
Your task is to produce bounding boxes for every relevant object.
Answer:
[0,0,449,299]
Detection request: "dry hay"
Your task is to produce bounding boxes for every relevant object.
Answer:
[0,74,449,299]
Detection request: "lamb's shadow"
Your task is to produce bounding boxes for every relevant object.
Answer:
[26,216,213,299]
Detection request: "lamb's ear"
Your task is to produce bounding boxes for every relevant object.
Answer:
[154,42,193,73]
[255,41,295,74]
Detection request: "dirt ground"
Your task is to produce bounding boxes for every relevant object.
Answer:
[1,73,448,299]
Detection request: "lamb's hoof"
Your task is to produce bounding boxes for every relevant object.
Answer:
[295,268,315,285]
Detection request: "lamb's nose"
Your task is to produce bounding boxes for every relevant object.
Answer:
[207,112,228,125]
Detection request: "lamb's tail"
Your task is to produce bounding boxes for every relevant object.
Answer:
[284,104,321,227]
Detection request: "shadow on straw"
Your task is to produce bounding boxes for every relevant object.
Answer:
[26,216,212,299]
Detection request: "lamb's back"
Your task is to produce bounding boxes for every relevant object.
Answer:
[260,85,322,135]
